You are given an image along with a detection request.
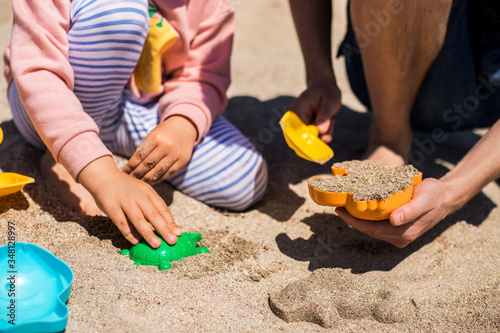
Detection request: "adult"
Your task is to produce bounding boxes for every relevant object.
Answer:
[289,0,500,247]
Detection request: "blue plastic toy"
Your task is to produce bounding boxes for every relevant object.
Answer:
[0,243,73,333]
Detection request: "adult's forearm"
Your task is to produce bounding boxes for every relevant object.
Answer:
[440,119,500,212]
[289,0,334,83]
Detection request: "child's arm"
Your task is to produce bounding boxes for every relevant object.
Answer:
[124,1,235,183]
[158,1,234,142]
[10,0,112,178]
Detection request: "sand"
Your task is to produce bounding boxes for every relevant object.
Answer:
[309,161,421,201]
[0,0,499,332]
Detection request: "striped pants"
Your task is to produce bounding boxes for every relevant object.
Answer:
[8,0,267,211]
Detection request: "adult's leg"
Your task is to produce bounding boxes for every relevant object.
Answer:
[349,0,453,166]
[9,0,149,214]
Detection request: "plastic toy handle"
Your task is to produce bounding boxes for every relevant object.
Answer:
[280,111,334,164]
[305,124,319,137]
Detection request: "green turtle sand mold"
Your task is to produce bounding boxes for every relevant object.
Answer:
[121,231,209,270]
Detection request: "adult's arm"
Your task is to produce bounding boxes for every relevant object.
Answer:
[289,0,341,142]
[337,119,500,247]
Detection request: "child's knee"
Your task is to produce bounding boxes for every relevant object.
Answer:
[212,153,268,212]
[71,0,149,35]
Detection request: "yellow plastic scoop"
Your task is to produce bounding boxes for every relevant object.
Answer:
[0,173,35,197]
[280,111,334,164]
[0,126,35,197]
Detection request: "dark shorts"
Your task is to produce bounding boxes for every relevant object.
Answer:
[339,0,500,131]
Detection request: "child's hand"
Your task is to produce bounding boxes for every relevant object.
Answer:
[123,116,198,185]
[78,156,182,247]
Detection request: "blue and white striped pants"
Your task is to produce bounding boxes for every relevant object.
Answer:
[8,0,267,211]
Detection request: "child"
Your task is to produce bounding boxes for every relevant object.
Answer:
[4,0,268,248]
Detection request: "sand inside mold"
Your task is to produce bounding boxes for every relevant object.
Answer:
[309,160,421,201]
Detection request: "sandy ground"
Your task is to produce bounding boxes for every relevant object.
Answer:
[0,0,499,332]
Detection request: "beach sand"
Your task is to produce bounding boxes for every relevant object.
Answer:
[0,0,499,331]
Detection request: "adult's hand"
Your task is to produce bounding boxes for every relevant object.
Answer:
[335,178,454,248]
[291,75,342,143]
[338,119,500,247]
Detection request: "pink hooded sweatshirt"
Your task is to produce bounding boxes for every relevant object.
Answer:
[4,0,234,180]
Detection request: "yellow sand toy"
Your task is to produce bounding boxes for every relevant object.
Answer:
[133,3,178,94]
[0,127,34,197]
[279,111,334,164]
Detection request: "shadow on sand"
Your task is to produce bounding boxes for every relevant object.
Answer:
[0,120,175,249]
[223,95,496,273]
[0,95,496,265]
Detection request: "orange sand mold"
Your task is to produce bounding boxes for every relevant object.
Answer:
[308,166,422,221]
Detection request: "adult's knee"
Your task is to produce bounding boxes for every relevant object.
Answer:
[349,0,405,39]
[350,0,452,36]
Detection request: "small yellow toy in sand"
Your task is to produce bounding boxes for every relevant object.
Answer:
[279,111,334,165]
[0,126,35,197]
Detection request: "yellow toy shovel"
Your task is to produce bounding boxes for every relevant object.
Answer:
[0,127,34,197]
[280,111,334,164]
[133,4,178,94]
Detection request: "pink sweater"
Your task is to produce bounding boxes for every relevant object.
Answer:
[4,0,234,180]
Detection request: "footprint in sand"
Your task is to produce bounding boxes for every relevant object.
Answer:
[269,268,416,328]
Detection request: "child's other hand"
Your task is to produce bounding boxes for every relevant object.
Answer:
[78,156,182,247]
[123,116,198,185]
